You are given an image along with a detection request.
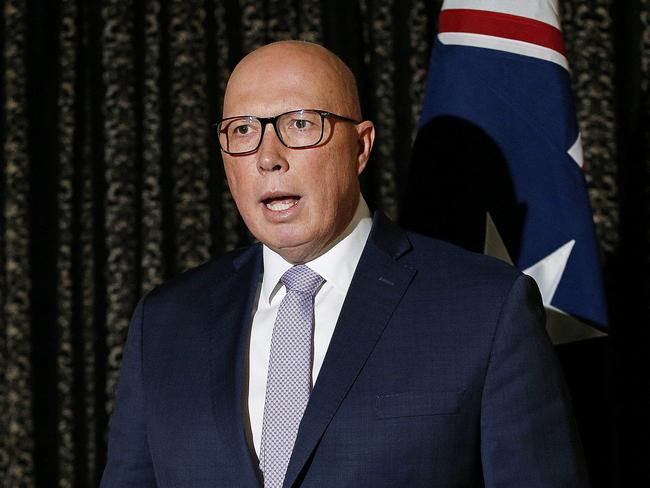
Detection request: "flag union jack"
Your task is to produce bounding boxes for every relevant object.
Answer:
[413,0,607,341]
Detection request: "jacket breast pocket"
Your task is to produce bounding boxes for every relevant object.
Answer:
[374,390,464,419]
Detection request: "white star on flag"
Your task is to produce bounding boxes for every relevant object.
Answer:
[484,213,606,344]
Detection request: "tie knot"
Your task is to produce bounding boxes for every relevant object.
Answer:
[280,265,325,296]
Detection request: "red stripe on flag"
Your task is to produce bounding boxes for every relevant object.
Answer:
[439,9,566,57]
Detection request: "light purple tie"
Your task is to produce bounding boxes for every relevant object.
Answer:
[259,265,325,488]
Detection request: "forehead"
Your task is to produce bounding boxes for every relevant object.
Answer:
[223,51,346,118]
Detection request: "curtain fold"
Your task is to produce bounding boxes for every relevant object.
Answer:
[2,0,33,485]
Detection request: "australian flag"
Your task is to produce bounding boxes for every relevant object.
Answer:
[402,0,607,342]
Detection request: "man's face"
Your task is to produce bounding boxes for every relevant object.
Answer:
[221,44,374,263]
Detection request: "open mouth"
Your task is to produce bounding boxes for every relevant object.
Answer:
[262,195,301,212]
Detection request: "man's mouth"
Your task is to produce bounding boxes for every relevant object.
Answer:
[262,195,301,212]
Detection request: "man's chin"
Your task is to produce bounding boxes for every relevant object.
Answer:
[263,237,321,265]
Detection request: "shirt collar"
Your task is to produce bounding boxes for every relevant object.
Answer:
[261,196,372,304]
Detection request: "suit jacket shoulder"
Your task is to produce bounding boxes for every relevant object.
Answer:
[144,243,262,313]
[403,228,523,293]
[369,216,533,344]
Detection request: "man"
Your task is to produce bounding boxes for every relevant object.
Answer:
[101,41,589,487]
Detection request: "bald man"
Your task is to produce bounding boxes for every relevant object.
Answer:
[101,41,589,488]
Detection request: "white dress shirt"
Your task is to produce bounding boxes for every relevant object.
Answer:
[246,196,372,457]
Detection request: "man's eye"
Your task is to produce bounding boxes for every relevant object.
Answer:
[289,119,314,130]
[232,124,254,136]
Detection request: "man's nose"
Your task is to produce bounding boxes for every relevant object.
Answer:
[256,124,289,174]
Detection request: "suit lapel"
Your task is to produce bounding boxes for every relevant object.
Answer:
[283,214,416,487]
[209,245,262,488]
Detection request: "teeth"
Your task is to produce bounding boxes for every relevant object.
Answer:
[265,199,298,211]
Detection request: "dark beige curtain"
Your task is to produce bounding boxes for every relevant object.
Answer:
[0,0,648,487]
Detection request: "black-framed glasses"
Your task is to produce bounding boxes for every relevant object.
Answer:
[215,109,360,155]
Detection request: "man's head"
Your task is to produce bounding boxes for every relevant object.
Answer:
[220,41,375,264]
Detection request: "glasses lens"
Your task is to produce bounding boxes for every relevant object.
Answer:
[277,110,323,148]
[219,116,262,154]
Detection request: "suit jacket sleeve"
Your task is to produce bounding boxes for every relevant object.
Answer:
[480,274,590,487]
[100,295,157,487]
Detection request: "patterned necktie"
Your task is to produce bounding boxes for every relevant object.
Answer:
[259,265,325,488]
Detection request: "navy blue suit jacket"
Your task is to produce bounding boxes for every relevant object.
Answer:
[101,214,589,487]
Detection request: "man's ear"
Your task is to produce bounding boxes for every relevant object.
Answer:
[355,120,375,175]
